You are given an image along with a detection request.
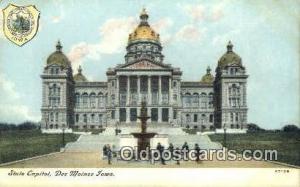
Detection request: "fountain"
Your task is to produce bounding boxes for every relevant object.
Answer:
[131,101,157,152]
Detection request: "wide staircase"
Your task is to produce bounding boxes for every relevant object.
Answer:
[64,125,222,152]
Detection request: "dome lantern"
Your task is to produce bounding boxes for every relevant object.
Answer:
[73,65,88,82]
[139,8,149,26]
[46,40,71,69]
[56,40,62,52]
[200,66,214,84]
[217,41,242,69]
[127,8,160,43]
[227,41,233,52]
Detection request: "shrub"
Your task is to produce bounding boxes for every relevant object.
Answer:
[282,124,299,132]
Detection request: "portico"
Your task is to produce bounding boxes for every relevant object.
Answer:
[116,73,173,124]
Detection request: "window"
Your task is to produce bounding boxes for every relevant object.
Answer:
[50,113,54,122]
[173,111,177,119]
[111,110,115,119]
[230,113,234,122]
[186,114,191,123]
[90,93,96,108]
[75,114,79,123]
[83,114,87,123]
[173,81,177,88]
[82,93,88,108]
[173,94,177,102]
[91,114,95,123]
[49,84,60,107]
[193,114,198,122]
[209,114,213,123]
[75,93,80,107]
[55,113,58,122]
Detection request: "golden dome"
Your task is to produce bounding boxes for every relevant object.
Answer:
[74,66,88,82]
[200,66,214,84]
[128,9,160,43]
[218,41,242,68]
[47,41,71,68]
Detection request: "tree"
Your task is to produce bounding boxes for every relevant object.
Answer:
[247,123,264,132]
[282,124,299,132]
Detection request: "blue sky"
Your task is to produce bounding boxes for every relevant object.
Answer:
[0,0,299,129]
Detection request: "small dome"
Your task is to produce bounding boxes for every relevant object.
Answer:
[73,66,87,82]
[47,41,71,68]
[218,41,242,68]
[128,8,160,43]
[200,66,214,84]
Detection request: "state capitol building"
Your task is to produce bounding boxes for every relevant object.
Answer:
[41,9,248,131]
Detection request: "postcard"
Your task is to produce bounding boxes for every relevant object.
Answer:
[0,0,299,186]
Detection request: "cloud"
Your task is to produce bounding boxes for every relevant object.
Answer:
[51,0,65,23]
[175,24,205,42]
[67,16,175,69]
[212,29,241,46]
[183,4,205,22]
[180,1,227,23]
[0,73,39,123]
[152,17,174,45]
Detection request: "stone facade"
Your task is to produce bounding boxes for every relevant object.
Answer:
[40,10,248,131]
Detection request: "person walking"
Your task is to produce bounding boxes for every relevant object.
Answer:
[156,142,166,165]
[107,145,112,165]
[103,144,108,158]
[195,143,201,163]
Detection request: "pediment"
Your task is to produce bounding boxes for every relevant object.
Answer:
[121,60,168,70]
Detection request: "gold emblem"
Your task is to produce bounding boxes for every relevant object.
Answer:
[2,4,40,46]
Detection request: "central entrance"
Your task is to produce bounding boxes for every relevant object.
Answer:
[151,108,158,122]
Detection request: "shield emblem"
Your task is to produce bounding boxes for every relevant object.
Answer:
[2,4,40,46]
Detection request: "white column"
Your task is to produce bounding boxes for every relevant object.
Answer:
[126,107,130,123]
[169,76,172,105]
[116,76,119,106]
[62,83,65,107]
[137,107,141,123]
[137,76,141,104]
[147,107,152,123]
[158,76,162,104]
[169,107,173,123]
[148,76,151,105]
[115,108,120,122]
[158,107,162,123]
[126,76,130,105]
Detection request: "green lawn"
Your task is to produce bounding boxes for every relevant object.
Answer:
[209,132,300,166]
[0,130,79,164]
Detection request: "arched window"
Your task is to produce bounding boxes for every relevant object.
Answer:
[208,93,213,108]
[75,93,80,107]
[49,84,60,107]
[186,114,191,123]
[184,92,191,107]
[98,92,104,108]
[90,93,96,108]
[200,93,207,108]
[82,93,88,108]
[193,93,199,107]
